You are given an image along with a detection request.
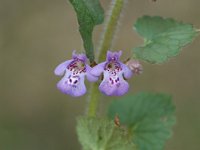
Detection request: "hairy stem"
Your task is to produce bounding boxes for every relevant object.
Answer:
[87,83,101,117]
[87,0,126,117]
[98,0,124,62]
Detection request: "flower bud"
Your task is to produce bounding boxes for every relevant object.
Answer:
[125,59,143,75]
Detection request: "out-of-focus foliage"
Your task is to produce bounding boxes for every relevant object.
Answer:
[76,117,135,150]
[108,92,176,150]
[133,16,198,64]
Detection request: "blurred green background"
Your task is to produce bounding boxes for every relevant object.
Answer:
[1,0,200,149]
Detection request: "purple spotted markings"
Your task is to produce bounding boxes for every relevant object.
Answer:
[54,51,97,97]
[90,51,133,96]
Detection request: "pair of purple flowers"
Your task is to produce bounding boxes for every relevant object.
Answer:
[54,51,136,97]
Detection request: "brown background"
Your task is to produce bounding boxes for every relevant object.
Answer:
[0,0,200,149]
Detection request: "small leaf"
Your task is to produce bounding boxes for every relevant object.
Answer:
[108,92,176,150]
[69,0,104,62]
[133,16,199,64]
[76,117,135,150]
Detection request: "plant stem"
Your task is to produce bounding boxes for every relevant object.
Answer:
[87,82,101,117]
[87,0,125,117]
[98,0,124,62]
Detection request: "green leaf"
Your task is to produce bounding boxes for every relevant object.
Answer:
[108,92,176,150]
[76,117,135,150]
[69,0,104,63]
[133,16,199,64]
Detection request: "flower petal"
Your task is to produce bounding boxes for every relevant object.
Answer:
[121,63,133,79]
[115,79,129,96]
[54,60,72,76]
[70,77,86,97]
[72,50,87,62]
[106,51,113,61]
[56,75,70,94]
[57,75,86,97]
[99,80,117,96]
[90,62,106,77]
[114,51,122,60]
[99,74,129,96]
[98,72,116,96]
[86,65,98,82]
[106,50,122,61]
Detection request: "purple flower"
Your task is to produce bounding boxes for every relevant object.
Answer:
[54,51,98,97]
[90,51,133,96]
